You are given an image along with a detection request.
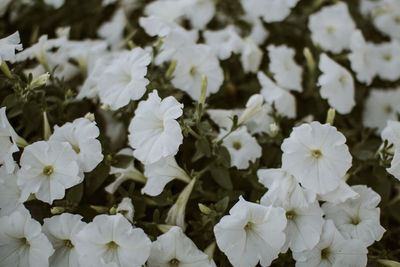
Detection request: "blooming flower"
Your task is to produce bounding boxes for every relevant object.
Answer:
[240,38,263,73]
[128,90,184,164]
[0,107,19,173]
[97,48,151,110]
[204,26,243,60]
[281,121,352,194]
[50,117,103,172]
[371,41,400,82]
[372,0,400,39]
[322,185,386,247]
[75,214,151,267]
[219,126,262,170]
[172,44,223,100]
[0,31,23,62]
[147,226,213,267]
[181,0,216,30]
[143,156,191,196]
[214,196,287,267]
[318,53,355,114]
[308,2,356,53]
[363,88,400,133]
[97,9,126,49]
[17,140,81,204]
[267,44,303,92]
[0,208,54,267]
[293,220,368,267]
[42,213,86,267]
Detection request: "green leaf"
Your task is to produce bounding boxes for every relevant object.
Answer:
[211,166,233,190]
[66,183,84,205]
[214,196,230,213]
[85,163,110,196]
[218,146,231,168]
[377,259,400,267]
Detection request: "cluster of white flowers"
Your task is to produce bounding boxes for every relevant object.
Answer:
[0,0,399,266]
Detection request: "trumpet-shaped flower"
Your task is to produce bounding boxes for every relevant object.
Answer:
[0,31,23,62]
[0,208,54,267]
[281,121,352,194]
[318,53,355,114]
[75,214,151,267]
[371,41,400,82]
[322,185,385,247]
[214,196,287,267]
[128,90,183,165]
[42,213,86,267]
[50,118,103,172]
[204,26,243,60]
[17,141,81,204]
[147,226,212,267]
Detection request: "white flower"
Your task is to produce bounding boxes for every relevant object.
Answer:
[214,196,287,267]
[363,88,400,133]
[0,208,54,267]
[181,0,215,29]
[17,140,81,204]
[166,178,196,231]
[293,220,368,267]
[144,0,185,22]
[147,226,212,267]
[245,17,269,45]
[308,2,356,53]
[207,109,242,130]
[0,107,19,173]
[322,185,386,247]
[318,53,355,114]
[238,94,264,125]
[257,168,316,209]
[97,48,151,110]
[371,41,400,81]
[128,90,183,165]
[0,31,23,62]
[317,176,359,204]
[267,44,303,92]
[143,156,191,196]
[219,126,262,170]
[75,214,151,267]
[139,16,181,37]
[44,0,65,8]
[240,38,263,73]
[204,26,243,60]
[381,120,400,180]
[98,9,126,48]
[116,197,134,223]
[50,117,103,172]
[245,103,275,135]
[0,166,26,216]
[172,44,223,100]
[372,0,400,39]
[42,213,86,267]
[281,121,352,194]
[348,30,376,85]
[106,162,146,194]
[240,0,299,23]
[258,71,296,118]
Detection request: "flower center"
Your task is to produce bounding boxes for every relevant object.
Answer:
[169,258,180,266]
[383,53,392,61]
[321,247,331,259]
[394,16,400,24]
[384,105,393,114]
[72,144,80,154]
[311,149,323,159]
[43,165,54,176]
[325,25,335,34]
[106,241,119,250]
[339,74,346,86]
[351,216,361,225]
[232,141,242,150]
[64,239,74,248]
[244,221,254,231]
[286,210,296,220]
[190,66,198,76]
[20,237,29,247]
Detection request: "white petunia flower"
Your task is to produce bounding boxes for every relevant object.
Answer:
[97,48,151,110]
[322,185,386,247]
[139,15,179,38]
[245,17,269,45]
[50,117,103,172]
[207,109,242,130]
[219,126,262,170]
[240,37,263,73]
[363,88,400,133]
[281,121,352,194]
[318,53,355,114]
[181,0,215,30]
[0,166,26,216]
[17,140,81,204]
[128,90,183,165]
[293,220,368,267]
[143,156,191,196]
[258,71,297,118]
[308,2,356,53]
[204,26,243,60]
[0,208,54,267]
[0,107,19,173]
[214,196,287,267]
[240,0,299,23]
[371,41,400,81]
[147,226,213,267]
[349,30,376,85]
[0,31,23,62]
[172,44,223,100]
[75,214,151,267]
[42,213,86,267]
[97,9,126,49]
[144,0,185,22]
[238,94,264,125]
[257,168,316,209]
[372,0,400,40]
[267,44,303,92]
[116,197,134,223]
